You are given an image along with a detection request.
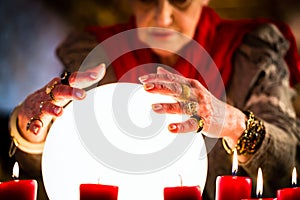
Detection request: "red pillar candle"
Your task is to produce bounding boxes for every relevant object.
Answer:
[242,198,276,200]
[215,149,252,200]
[164,185,202,200]
[216,176,252,200]
[277,167,300,200]
[79,183,118,200]
[0,162,38,200]
[164,175,202,200]
[0,180,38,200]
[277,188,300,200]
[242,168,276,200]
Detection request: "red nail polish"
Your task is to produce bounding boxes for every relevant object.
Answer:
[152,104,162,111]
[168,124,178,132]
[144,83,154,90]
[32,125,40,135]
[54,107,62,115]
[139,75,148,82]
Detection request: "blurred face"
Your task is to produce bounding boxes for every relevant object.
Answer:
[131,0,208,57]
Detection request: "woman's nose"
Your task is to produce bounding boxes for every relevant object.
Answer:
[155,0,173,27]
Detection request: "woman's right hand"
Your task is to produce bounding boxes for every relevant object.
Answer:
[17,63,106,144]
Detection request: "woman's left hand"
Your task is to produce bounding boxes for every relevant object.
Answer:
[139,67,246,140]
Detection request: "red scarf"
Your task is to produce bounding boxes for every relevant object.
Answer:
[87,7,300,98]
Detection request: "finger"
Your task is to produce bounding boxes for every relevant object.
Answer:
[156,66,174,75]
[152,102,182,114]
[27,118,44,135]
[69,63,106,89]
[51,84,86,103]
[26,115,53,139]
[143,81,197,101]
[158,67,207,91]
[168,118,201,133]
[143,82,183,98]
[39,101,63,117]
[157,66,192,84]
[139,70,190,85]
[152,101,198,115]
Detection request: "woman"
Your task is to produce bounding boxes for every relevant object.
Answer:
[8,0,300,199]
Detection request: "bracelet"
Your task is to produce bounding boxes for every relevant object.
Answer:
[8,105,45,156]
[222,111,266,155]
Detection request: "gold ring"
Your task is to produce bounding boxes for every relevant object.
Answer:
[26,117,44,131]
[45,81,58,101]
[179,84,191,100]
[190,115,204,133]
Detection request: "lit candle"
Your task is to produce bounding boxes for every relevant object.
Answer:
[0,162,38,200]
[79,179,118,200]
[242,168,276,200]
[164,175,202,200]
[293,167,297,187]
[257,168,263,198]
[215,149,252,200]
[277,167,300,200]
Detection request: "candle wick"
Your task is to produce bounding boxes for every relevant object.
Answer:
[178,174,183,187]
[12,174,18,180]
[257,191,262,198]
[292,182,297,188]
[232,169,237,176]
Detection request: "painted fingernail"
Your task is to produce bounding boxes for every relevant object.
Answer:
[98,63,106,68]
[152,104,162,111]
[54,107,62,115]
[75,90,85,98]
[168,124,178,132]
[98,63,106,78]
[139,75,148,82]
[144,83,154,90]
[90,72,98,79]
[32,125,40,135]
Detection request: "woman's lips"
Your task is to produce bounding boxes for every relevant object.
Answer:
[149,30,175,40]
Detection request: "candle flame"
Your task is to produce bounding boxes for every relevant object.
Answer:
[292,167,297,186]
[256,168,263,197]
[232,148,238,175]
[12,162,19,179]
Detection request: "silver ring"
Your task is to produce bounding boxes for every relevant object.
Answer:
[181,101,198,115]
